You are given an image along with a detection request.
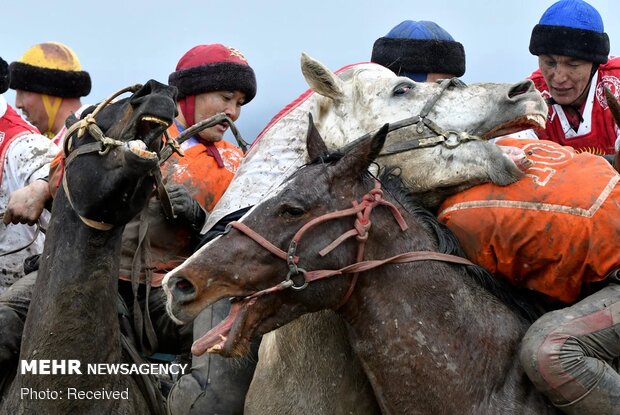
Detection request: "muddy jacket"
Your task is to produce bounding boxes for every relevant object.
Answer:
[528,56,620,155]
[437,138,620,304]
[119,123,243,286]
[0,97,58,287]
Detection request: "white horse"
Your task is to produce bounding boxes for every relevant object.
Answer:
[181,54,548,414]
[205,53,546,232]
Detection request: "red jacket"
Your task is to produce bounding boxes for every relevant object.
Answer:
[438,138,620,303]
[0,105,39,183]
[529,56,620,155]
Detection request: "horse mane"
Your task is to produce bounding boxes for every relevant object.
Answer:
[301,152,544,322]
[375,167,544,323]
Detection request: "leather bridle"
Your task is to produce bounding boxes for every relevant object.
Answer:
[228,179,474,308]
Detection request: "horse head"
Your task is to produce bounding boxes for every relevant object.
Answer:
[164,116,419,358]
[61,79,177,227]
[300,53,548,207]
[206,55,547,232]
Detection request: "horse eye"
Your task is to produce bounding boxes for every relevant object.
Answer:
[393,83,414,96]
[281,205,305,218]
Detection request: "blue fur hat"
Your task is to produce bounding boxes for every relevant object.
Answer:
[371,20,466,81]
[530,0,609,64]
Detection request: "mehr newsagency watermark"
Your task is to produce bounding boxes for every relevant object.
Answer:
[19,359,188,400]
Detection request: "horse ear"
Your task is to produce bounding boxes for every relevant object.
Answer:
[334,124,389,178]
[306,113,329,161]
[301,53,345,101]
[605,87,620,128]
[65,113,79,128]
[604,87,620,173]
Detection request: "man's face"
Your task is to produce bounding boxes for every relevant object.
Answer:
[14,90,48,133]
[193,90,246,142]
[538,54,594,106]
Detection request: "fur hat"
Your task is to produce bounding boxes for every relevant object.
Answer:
[530,0,609,64]
[9,41,91,97]
[0,57,8,94]
[168,44,256,103]
[371,20,466,81]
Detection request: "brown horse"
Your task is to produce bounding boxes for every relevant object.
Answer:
[0,80,177,414]
[164,119,560,414]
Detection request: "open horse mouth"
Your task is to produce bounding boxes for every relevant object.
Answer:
[125,115,171,159]
[482,113,546,139]
[190,297,260,357]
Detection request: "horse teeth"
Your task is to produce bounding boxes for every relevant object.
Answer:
[127,140,156,159]
[127,140,147,150]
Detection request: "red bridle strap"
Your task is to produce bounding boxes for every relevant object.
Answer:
[230,221,299,264]
[228,180,475,306]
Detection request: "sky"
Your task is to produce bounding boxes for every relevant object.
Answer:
[2,0,620,143]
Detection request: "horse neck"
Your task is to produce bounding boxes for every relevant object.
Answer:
[330,205,536,412]
[21,187,125,364]
[205,94,328,230]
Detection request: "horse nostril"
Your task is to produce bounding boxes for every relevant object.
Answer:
[171,276,196,304]
[507,80,535,99]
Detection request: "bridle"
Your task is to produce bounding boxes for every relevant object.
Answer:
[62,84,178,231]
[228,178,474,308]
[211,79,482,306]
[341,77,485,157]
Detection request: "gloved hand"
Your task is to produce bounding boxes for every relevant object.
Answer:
[165,183,206,230]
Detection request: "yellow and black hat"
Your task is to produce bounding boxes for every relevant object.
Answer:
[9,41,91,97]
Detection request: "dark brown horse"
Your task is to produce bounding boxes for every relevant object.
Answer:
[164,120,560,414]
[0,80,177,414]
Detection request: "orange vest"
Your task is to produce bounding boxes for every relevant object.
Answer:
[437,138,620,303]
[160,123,243,212]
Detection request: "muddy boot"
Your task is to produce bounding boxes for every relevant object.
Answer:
[166,299,260,415]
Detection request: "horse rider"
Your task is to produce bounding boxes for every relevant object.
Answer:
[142,43,260,415]
[3,41,92,239]
[0,43,259,413]
[510,0,620,157]
[371,19,466,82]
[437,1,620,413]
[0,54,58,370]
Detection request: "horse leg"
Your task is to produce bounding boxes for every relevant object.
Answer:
[0,271,36,382]
[166,298,259,415]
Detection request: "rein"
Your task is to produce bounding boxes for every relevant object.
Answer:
[159,113,248,165]
[61,84,175,231]
[229,179,475,307]
[341,78,484,157]
[0,212,45,257]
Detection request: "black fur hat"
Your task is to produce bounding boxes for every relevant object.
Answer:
[529,0,609,64]
[9,42,91,97]
[0,57,8,94]
[371,20,465,80]
[168,44,256,103]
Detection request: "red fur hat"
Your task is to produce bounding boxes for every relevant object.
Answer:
[168,44,257,103]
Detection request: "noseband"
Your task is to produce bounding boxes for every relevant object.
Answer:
[341,78,484,157]
[229,179,474,308]
[62,84,172,231]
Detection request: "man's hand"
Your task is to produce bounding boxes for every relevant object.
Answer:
[3,180,51,226]
[165,183,206,230]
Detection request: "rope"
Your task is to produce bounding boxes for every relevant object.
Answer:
[0,212,44,257]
